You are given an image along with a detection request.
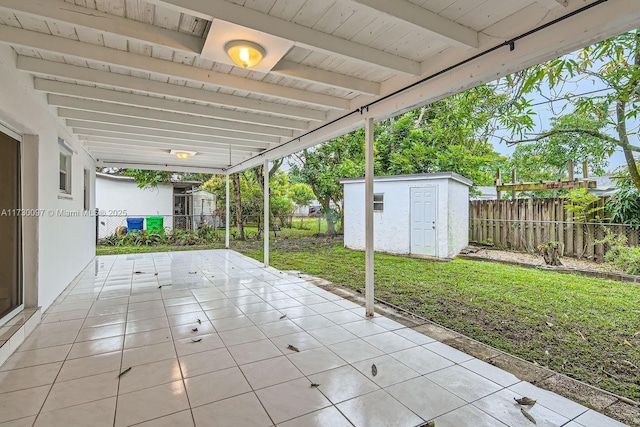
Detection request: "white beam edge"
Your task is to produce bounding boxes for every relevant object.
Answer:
[0,0,204,53]
[86,145,249,162]
[79,135,262,154]
[36,80,310,130]
[153,0,421,75]
[20,60,327,121]
[0,25,349,109]
[272,60,380,95]
[350,0,479,49]
[263,158,269,268]
[535,0,569,9]
[65,118,279,145]
[364,116,374,317]
[72,127,272,152]
[51,96,294,138]
[225,174,230,248]
[95,160,225,174]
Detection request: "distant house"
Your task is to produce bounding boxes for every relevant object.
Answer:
[471,186,498,200]
[589,176,618,197]
[95,173,215,238]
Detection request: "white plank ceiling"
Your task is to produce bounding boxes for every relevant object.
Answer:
[0,0,637,173]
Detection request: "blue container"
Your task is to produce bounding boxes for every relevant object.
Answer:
[126,217,144,232]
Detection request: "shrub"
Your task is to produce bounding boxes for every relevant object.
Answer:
[102,230,167,247]
[597,229,640,275]
[169,229,202,246]
[606,187,640,229]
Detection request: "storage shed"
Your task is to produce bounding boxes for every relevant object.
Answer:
[341,173,472,258]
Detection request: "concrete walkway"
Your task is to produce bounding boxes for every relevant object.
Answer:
[0,250,627,426]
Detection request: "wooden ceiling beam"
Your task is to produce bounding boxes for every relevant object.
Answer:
[69,122,272,149]
[0,25,348,109]
[350,0,479,49]
[60,111,283,144]
[52,97,294,138]
[19,59,326,121]
[153,0,421,75]
[0,0,204,53]
[37,80,309,130]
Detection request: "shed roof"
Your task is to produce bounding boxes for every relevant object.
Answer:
[340,172,472,186]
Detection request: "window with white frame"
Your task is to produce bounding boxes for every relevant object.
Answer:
[373,193,384,212]
[59,138,72,194]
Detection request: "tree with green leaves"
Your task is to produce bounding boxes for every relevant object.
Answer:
[376,85,528,185]
[507,111,613,198]
[288,183,314,228]
[606,165,640,229]
[203,166,297,239]
[515,30,640,190]
[122,169,213,189]
[290,83,533,232]
[509,112,612,181]
[289,130,365,235]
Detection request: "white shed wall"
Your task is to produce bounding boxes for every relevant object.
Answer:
[95,176,174,238]
[0,45,96,312]
[447,180,470,257]
[343,174,469,258]
[344,180,414,254]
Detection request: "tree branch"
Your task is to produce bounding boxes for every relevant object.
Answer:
[506,128,628,147]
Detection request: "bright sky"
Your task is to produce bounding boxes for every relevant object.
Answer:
[491,68,637,174]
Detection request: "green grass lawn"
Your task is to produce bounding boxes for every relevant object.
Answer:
[96,236,640,401]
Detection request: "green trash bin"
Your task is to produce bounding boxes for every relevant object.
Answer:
[146,216,165,235]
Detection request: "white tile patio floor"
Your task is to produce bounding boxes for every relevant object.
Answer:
[0,250,627,427]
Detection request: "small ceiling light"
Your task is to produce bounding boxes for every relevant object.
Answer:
[170,149,197,160]
[225,40,265,68]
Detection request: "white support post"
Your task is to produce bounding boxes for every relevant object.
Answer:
[364,117,375,317]
[225,173,230,248]
[263,159,270,268]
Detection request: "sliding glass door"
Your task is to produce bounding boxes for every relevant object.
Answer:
[0,128,22,323]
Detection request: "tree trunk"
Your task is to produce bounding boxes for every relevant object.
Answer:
[232,173,244,240]
[616,100,640,191]
[253,161,282,237]
[619,35,640,192]
[326,217,336,235]
[320,197,337,235]
[539,241,563,266]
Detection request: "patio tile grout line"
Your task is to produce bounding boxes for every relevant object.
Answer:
[5,250,622,426]
[28,256,117,427]
[176,251,228,427]
[148,252,199,427]
[112,254,134,427]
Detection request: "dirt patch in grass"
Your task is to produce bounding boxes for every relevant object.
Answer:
[463,245,627,274]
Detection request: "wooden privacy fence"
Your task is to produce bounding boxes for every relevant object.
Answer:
[469,198,640,262]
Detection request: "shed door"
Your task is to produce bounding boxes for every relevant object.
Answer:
[410,187,437,256]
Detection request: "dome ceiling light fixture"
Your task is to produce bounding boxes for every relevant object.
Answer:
[170,149,197,160]
[225,40,265,68]
[200,20,292,73]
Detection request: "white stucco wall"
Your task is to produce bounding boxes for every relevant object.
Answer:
[447,179,470,257]
[0,45,96,312]
[342,173,470,258]
[95,175,174,238]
